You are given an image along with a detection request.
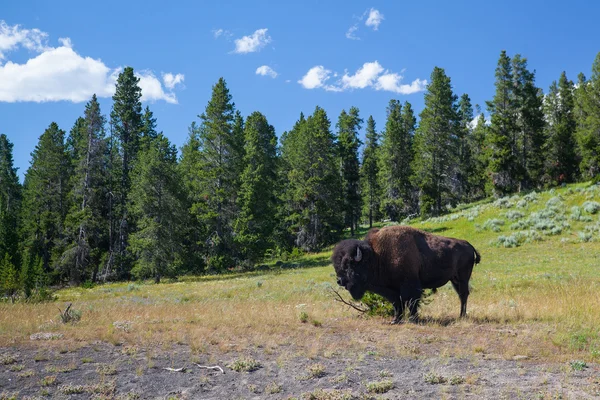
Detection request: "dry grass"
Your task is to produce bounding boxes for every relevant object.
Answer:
[1,183,600,365]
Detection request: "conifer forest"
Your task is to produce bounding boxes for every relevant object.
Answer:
[2,50,600,296]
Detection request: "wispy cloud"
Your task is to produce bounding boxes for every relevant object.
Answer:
[233,28,271,54]
[256,65,278,78]
[345,24,360,40]
[298,61,426,95]
[345,8,384,40]
[0,20,49,59]
[212,28,232,39]
[163,73,185,90]
[365,8,384,30]
[0,20,183,103]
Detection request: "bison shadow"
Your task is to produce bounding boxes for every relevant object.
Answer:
[408,315,507,326]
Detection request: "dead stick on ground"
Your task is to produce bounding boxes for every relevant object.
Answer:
[163,367,186,372]
[329,287,369,313]
[194,364,225,374]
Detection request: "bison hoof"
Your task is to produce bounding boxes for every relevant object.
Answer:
[390,319,404,325]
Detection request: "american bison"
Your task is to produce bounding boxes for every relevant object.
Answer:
[332,225,481,323]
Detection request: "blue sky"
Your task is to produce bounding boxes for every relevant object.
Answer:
[1,0,599,180]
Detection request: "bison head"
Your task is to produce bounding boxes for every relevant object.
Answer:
[332,239,373,300]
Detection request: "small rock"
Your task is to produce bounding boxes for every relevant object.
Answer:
[30,332,64,341]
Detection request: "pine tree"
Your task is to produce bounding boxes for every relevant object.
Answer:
[129,134,185,283]
[187,78,241,270]
[469,113,490,198]
[280,107,342,251]
[337,107,362,235]
[234,112,279,263]
[110,67,143,277]
[0,134,22,271]
[360,116,382,227]
[544,72,578,184]
[412,67,459,216]
[140,106,158,150]
[62,95,108,284]
[456,94,475,201]
[21,123,70,276]
[486,51,518,195]
[378,100,414,221]
[575,52,600,179]
[0,253,19,299]
[178,122,206,274]
[512,55,545,189]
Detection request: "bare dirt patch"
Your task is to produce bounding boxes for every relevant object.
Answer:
[1,340,599,399]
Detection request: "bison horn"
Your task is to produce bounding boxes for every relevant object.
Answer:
[355,246,362,262]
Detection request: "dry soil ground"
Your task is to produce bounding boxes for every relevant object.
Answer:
[2,334,599,399]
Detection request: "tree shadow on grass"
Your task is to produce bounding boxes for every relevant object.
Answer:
[421,226,450,234]
[178,255,333,284]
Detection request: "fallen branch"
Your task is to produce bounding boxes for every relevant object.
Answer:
[163,367,186,372]
[194,364,225,374]
[329,287,369,313]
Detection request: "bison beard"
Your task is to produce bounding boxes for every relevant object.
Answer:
[332,226,481,323]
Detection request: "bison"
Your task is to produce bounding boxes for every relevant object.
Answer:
[332,225,481,323]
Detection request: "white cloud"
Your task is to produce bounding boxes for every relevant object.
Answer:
[469,115,491,129]
[256,65,277,78]
[233,28,271,54]
[0,20,183,104]
[375,73,427,94]
[298,66,334,90]
[163,72,184,89]
[345,24,360,40]
[298,61,426,95]
[341,61,384,89]
[365,8,384,30]
[0,20,50,60]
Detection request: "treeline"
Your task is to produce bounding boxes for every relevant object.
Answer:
[1,51,600,295]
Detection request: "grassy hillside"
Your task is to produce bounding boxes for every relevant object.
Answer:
[1,182,600,364]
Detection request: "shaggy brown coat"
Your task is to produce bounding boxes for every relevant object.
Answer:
[332,225,481,322]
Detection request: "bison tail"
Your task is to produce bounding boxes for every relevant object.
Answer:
[473,247,481,264]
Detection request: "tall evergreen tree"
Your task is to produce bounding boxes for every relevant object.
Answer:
[280,107,342,251]
[512,55,546,189]
[412,67,459,216]
[178,122,206,274]
[337,107,362,235]
[62,95,108,284]
[486,50,518,195]
[234,112,279,263]
[21,122,70,277]
[110,67,143,277]
[189,78,241,270]
[0,134,22,296]
[140,106,158,150]
[378,100,415,221]
[575,52,600,179]
[360,116,382,227]
[456,94,475,201]
[469,113,490,198]
[129,134,185,283]
[544,72,578,184]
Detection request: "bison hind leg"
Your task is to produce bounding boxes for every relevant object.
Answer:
[451,280,469,318]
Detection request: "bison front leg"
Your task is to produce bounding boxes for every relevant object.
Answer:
[368,286,403,324]
[400,282,423,322]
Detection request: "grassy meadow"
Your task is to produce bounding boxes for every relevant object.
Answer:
[2,182,600,364]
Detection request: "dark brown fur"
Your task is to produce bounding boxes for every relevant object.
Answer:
[332,225,481,323]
